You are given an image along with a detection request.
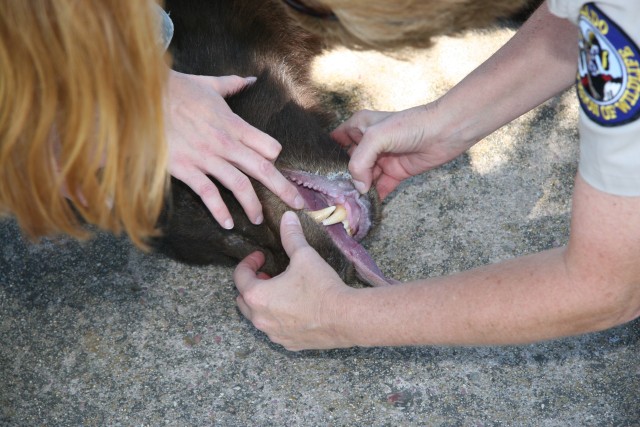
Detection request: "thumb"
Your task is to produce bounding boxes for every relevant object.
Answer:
[347,133,383,194]
[280,211,311,258]
[211,75,257,98]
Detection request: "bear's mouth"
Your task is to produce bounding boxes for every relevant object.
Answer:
[283,170,397,287]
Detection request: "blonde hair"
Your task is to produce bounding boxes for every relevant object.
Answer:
[0,0,169,249]
[284,0,535,49]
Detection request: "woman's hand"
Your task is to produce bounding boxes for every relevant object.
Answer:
[166,70,304,229]
[331,104,469,200]
[234,211,355,351]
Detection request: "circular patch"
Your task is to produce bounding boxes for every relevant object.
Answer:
[576,4,640,127]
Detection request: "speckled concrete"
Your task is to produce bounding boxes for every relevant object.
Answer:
[1,28,638,426]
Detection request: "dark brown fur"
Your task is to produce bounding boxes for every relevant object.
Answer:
[156,0,541,281]
[156,0,379,281]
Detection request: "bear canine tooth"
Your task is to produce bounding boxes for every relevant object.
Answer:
[322,205,347,226]
[306,205,336,223]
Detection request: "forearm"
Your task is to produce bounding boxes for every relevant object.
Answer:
[340,247,629,347]
[342,249,568,346]
[434,2,578,150]
[337,176,640,347]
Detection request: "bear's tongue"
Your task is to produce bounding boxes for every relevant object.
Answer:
[283,170,398,287]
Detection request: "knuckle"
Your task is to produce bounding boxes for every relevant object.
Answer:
[261,141,281,161]
[224,112,245,129]
[231,173,252,192]
[258,158,277,176]
[281,184,299,202]
[271,140,282,155]
[212,131,235,151]
[196,181,220,200]
[243,288,264,308]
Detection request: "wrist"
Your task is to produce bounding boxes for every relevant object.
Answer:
[325,285,366,348]
[330,286,382,348]
[419,99,480,163]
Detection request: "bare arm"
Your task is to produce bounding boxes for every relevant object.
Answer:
[434,2,579,149]
[334,2,579,197]
[235,177,640,350]
[232,2,640,351]
[337,176,640,347]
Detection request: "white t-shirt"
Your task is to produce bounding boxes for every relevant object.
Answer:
[548,0,640,196]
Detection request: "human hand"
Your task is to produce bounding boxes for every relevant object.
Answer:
[166,70,304,229]
[331,104,469,199]
[234,211,355,351]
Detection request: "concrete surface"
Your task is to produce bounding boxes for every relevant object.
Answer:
[1,27,638,426]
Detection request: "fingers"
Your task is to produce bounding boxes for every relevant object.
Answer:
[233,217,351,351]
[172,169,235,229]
[173,130,303,228]
[253,161,304,211]
[332,109,391,146]
[331,122,363,148]
[207,75,284,161]
[199,132,303,216]
[235,117,283,161]
[209,74,257,98]
[167,72,305,228]
[208,75,284,159]
[196,75,304,211]
[236,294,252,321]
[279,211,310,257]
[234,251,266,321]
[264,175,305,211]
[226,145,304,211]
[186,73,282,159]
[234,251,265,293]
[202,158,264,225]
[346,134,384,194]
[375,174,402,200]
[332,110,394,194]
[332,109,372,147]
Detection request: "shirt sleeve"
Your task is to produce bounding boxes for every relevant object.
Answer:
[549,1,640,196]
[547,0,582,23]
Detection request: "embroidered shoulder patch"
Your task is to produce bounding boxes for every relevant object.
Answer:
[577,3,640,127]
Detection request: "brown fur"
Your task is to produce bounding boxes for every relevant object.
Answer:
[156,0,543,280]
[156,0,381,281]
[285,0,543,49]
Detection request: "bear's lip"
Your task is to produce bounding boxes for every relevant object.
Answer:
[284,170,370,240]
[282,169,398,287]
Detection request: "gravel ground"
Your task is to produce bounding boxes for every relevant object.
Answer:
[1,28,638,426]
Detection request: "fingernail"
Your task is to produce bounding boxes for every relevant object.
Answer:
[353,180,367,194]
[282,211,300,225]
[254,214,264,225]
[223,219,234,230]
[245,76,257,84]
[293,194,305,210]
